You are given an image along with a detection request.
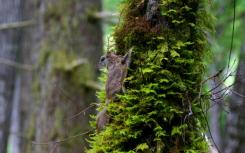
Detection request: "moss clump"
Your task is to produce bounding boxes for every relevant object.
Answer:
[88,0,213,152]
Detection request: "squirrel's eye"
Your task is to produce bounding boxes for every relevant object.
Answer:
[100,57,105,62]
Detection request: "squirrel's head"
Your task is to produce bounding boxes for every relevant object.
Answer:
[99,51,131,69]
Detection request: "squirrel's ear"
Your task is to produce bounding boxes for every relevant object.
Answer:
[106,51,111,56]
[121,53,130,65]
[122,48,133,65]
[121,53,128,64]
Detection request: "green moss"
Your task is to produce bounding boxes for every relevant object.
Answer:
[26,115,36,140]
[54,108,64,130]
[38,47,51,68]
[32,74,41,96]
[44,0,76,24]
[88,0,213,152]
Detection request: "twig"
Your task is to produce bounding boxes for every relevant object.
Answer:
[32,130,93,145]
[51,143,58,153]
[231,90,245,98]
[227,0,236,70]
[199,98,221,153]
[64,103,98,121]
[0,20,35,31]
[196,80,221,153]
[207,71,233,94]
[93,11,119,19]
[202,68,224,84]
[88,11,119,24]
[0,57,34,71]
[212,84,233,96]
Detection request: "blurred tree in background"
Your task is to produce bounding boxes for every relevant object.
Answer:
[0,0,102,152]
[21,0,102,153]
[208,0,245,152]
[0,0,22,152]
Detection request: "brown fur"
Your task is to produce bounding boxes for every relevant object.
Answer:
[96,50,131,132]
[96,108,109,132]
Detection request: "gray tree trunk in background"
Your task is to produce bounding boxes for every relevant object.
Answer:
[224,41,245,153]
[18,0,45,152]
[0,0,22,152]
[8,75,21,153]
[209,75,223,152]
[18,0,102,153]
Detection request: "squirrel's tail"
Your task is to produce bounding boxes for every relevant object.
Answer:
[96,108,109,132]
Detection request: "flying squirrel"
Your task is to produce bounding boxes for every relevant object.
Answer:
[96,48,132,132]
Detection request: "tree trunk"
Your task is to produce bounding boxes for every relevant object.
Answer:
[3,0,104,152]
[88,0,213,152]
[6,0,103,153]
[208,66,224,152]
[8,75,21,153]
[0,0,22,152]
[17,0,44,152]
[224,41,245,153]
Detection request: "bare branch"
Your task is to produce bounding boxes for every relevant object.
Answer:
[231,90,245,98]
[0,20,35,31]
[88,11,119,24]
[93,11,119,19]
[0,57,34,71]
[31,130,93,145]
[64,103,98,121]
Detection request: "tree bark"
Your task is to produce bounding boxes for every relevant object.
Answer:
[224,41,245,153]
[209,66,224,152]
[8,75,21,153]
[0,0,22,152]
[17,0,44,152]
[4,0,103,153]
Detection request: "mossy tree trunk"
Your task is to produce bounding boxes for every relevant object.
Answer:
[34,0,102,152]
[18,0,102,152]
[19,0,45,152]
[88,0,212,152]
